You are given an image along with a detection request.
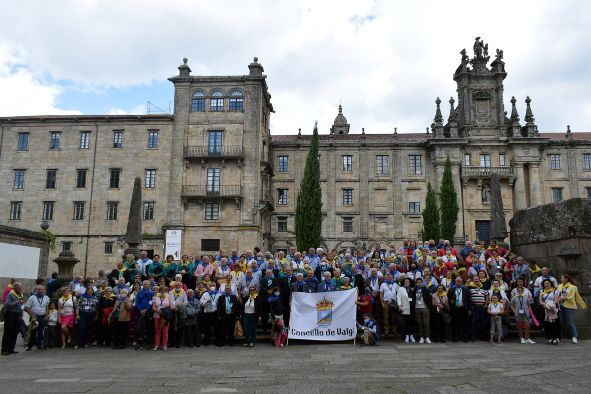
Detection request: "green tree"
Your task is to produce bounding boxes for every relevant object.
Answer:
[295,123,323,250]
[439,155,460,242]
[421,182,440,241]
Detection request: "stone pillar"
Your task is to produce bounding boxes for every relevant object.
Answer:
[529,163,543,206]
[451,163,464,239]
[359,147,370,240]
[513,164,527,210]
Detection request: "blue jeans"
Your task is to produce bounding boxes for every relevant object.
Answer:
[77,312,96,346]
[243,313,257,344]
[561,307,578,338]
[34,315,47,348]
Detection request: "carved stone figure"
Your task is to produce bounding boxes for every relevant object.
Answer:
[490,48,505,72]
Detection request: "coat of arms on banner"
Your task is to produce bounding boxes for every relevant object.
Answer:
[316,298,334,327]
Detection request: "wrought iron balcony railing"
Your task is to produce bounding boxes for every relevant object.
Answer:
[461,166,514,178]
[181,185,242,198]
[183,145,243,159]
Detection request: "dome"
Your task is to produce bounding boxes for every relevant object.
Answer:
[333,105,348,126]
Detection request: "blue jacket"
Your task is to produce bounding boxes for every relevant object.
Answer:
[135,289,154,312]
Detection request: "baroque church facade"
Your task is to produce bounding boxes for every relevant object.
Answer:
[1,38,590,276]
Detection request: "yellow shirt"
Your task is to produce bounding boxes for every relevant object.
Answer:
[557,283,587,310]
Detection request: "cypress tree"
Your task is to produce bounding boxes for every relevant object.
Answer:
[439,155,460,242]
[295,123,323,250]
[421,182,440,241]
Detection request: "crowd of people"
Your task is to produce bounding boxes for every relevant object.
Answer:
[1,238,588,354]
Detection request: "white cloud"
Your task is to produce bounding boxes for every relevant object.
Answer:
[108,105,147,115]
[0,0,590,132]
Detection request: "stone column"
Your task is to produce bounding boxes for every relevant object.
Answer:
[513,163,527,211]
[529,163,543,206]
[451,163,465,239]
[359,147,370,240]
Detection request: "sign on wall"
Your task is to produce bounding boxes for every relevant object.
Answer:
[164,229,182,260]
[289,288,357,341]
[0,242,40,279]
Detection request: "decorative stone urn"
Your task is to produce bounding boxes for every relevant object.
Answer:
[53,250,80,283]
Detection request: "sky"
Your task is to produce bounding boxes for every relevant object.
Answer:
[0,0,590,134]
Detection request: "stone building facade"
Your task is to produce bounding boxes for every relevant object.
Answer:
[0,39,590,276]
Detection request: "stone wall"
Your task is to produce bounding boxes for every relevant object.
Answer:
[0,224,49,293]
[510,198,591,337]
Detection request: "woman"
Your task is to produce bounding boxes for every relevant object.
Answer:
[557,274,587,343]
[128,282,141,346]
[539,279,560,344]
[397,277,413,343]
[97,287,116,347]
[112,288,131,349]
[243,286,261,347]
[57,287,77,349]
[431,284,449,342]
[440,270,455,290]
[75,286,98,349]
[152,285,172,351]
[413,277,432,343]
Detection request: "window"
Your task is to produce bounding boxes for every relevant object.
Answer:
[278,156,289,172]
[106,201,118,220]
[409,155,422,175]
[229,89,244,111]
[109,169,121,188]
[277,216,288,232]
[409,202,421,214]
[343,217,353,233]
[552,188,563,203]
[9,202,22,220]
[13,170,25,190]
[479,154,491,168]
[145,169,157,188]
[342,155,352,172]
[80,131,90,149]
[104,242,113,254]
[549,154,561,170]
[207,168,221,194]
[205,203,219,220]
[147,130,159,149]
[46,170,57,189]
[278,189,288,205]
[191,90,206,112]
[76,169,87,188]
[62,241,72,251]
[113,131,123,148]
[499,153,506,167]
[73,201,85,221]
[201,239,220,252]
[464,153,471,166]
[208,131,223,154]
[376,155,389,175]
[42,201,54,221]
[143,201,155,220]
[210,90,224,111]
[583,154,591,171]
[586,187,591,199]
[49,132,61,150]
[343,189,353,205]
[17,133,29,151]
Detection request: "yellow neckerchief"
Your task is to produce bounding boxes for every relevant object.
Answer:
[60,293,72,302]
[202,280,211,288]
[468,281,483,289]
[541,287,556,296]
[436,290,447,297]
[118,267,125,273]
[172,288,185,297]
[457,267,466,273]
[9,289,23,300]
[163,261,171,267]
[248,291,258,300]
[103,294,115,301]
[197,288,206,295]
[530,265,541,273]
[340,285,352,290]
[158,292,168,300]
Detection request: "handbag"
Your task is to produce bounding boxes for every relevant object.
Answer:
[160,306,173,322]
[234,320,244,337]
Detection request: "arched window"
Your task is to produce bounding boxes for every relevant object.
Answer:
[229,89,244,111]
[191,89,205,112]
[210,89,225,112]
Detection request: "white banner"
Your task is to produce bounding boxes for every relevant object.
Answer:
[164,229,182,260]
[289,288,357,341]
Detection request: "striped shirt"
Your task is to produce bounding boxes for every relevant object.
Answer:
[468,286,487,306]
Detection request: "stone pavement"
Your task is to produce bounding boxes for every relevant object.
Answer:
[0,336,590,394]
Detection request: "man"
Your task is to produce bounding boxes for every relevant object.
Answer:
[533,266,558,295]
[447,277,472,342]
[279,268,295,324]
[113,277,131,295]
[304,269,319,293]
[260,270,279,333]
[134,280,154,349]
[238,269,259,301]
[315,258,333,281]
[511,256,531,287]
[484,239,509,259]
[123,254,140,283]
[460,241,473,260]
[24,285,50,351]
[169,280,187,348]
[217,284,239,346]
[195,255,215,281]
[199,284,220,346]
[365,268,382,293]
[306,248,320,271]
[46,272,61,296]
[2,282,24,355]
[228,249,240,266]
[348,264,365,294]
[467,275,488,341]
[108,262,126,287]
[379,272,399,337]
[136,251,153,277]
[146,255,164,282]
[68,275,83,293]
[290,273,309,298]
[287,246,297,263]
[319,272,335,292]
[184,289,201,347]
[332,268,345,289]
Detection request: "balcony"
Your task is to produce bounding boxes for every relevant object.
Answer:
[461,166,514,179]
[183,145,244,160]
[181,185,242,199]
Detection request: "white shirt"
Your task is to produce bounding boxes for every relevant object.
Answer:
[379,282,399,302]
[488,302,503,315]
[244,297,257,314]
[397,287,410,315]
[200,291,220,313]
[25,294,50,316]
